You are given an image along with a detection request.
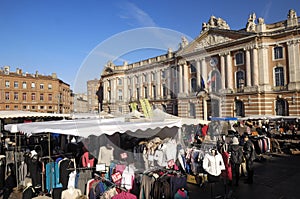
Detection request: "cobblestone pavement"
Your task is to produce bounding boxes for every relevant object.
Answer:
[188,153,300,199]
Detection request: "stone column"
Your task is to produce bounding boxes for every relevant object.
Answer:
[288,40,297,83]
[252,46,259,86]
[123,77,128,102]
[226,52,233,89]
[131,76,135,100]
[112,78,117,102]
[183,63,189,94]
[201,58,207,88]
[157,70,161,98]
[245,47,252,86]
[179,65,183,94]
[139,74,144,99]
[258,45,270,87]
[103,80,108,102]
[196,59,201,89]
[220,55,226,89]
[167,67,171,99]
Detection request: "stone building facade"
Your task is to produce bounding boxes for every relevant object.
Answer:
[87,79,100,113]
[0,66,73,113]
[99,9,300,119]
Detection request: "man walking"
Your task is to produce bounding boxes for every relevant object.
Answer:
[243,134,256,184]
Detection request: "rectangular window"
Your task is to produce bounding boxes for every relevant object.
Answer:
[40,84,44,89]
[40,106,44,110]
[22,82,27,89]
[48,84,52,90]
[136,88,140,101]
[118,89,123,100]
[153,85,156,100]
[274,46,283,59]
[14,81,18,88]
[118,78,122,85]
[49,106,52,110]
[32,106,36,110]
[190,103,196,117]
[31,93,36,101]
[118,107,122,113]
[14,92,18,100]
[5,80,10,88]
[144,87,148,99]
[161,70,166,78]
[31,82,35,88]
[162,84,167,98]
[22,93,27,101]
[275,67,284,86]
[5,105,9,109]
[22,105,27,110]
[40,93,44,101]
[5,92,10,100]
[152,73,156,81]
[48,94,52,101]
[235,52,244,65]
[14,105,18,110]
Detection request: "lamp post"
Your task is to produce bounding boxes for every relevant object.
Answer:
[10,125,19,189]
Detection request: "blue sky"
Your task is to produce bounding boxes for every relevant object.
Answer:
[0,0,299,93]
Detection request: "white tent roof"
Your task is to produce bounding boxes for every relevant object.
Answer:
[0,110,69,119]
[4,109,209,138]
[4,117,182,138]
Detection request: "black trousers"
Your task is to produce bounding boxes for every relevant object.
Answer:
[246,160,254,183]
[232,163,241,185]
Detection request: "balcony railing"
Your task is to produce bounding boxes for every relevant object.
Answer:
[272,85,288,91]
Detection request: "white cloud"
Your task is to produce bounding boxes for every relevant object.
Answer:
[119,2,157,27]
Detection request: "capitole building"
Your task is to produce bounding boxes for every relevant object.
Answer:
[99,9,300,119]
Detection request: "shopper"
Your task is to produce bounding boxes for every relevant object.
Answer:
[230,137,243,186]
[243,134,256,184]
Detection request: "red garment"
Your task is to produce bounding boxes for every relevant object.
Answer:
[111,191,137,199]
[221,151,232,181]
[202,125,208,137]
[82,152,95,168]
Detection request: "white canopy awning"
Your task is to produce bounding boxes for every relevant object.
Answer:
[0,110,69,119]
[4,117,183,138]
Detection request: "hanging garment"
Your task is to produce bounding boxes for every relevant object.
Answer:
[45,162,62,192]
[61,188,82,199]
[98,146,114,166]
[202,150,225,176]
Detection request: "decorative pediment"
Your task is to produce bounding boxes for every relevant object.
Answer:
[195,34,233,49]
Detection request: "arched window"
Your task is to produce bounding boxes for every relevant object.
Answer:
[191,78,197,92]
[274,67,284,86]
[276,99,288,116]
[235,100,245,117]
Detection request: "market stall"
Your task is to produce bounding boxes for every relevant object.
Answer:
[4,110,209,199]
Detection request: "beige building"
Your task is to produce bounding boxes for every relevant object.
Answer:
[99,9,300,119]
[73,93,88,113]
[0,66,73,113]
[87,79,100,113]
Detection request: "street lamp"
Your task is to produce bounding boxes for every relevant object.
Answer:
[10,125,19,189]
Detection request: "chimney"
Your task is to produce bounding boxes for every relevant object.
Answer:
[35,71,39,77]
[52,73,57,79]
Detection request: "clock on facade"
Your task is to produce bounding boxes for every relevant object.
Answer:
[209,57,218,67]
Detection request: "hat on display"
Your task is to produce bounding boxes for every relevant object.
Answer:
[232,137,239,145]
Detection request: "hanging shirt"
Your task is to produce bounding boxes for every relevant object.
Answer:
[98,146,114,166]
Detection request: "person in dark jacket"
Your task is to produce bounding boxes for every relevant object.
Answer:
[230,137,244,186]
[243,134,256,184]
